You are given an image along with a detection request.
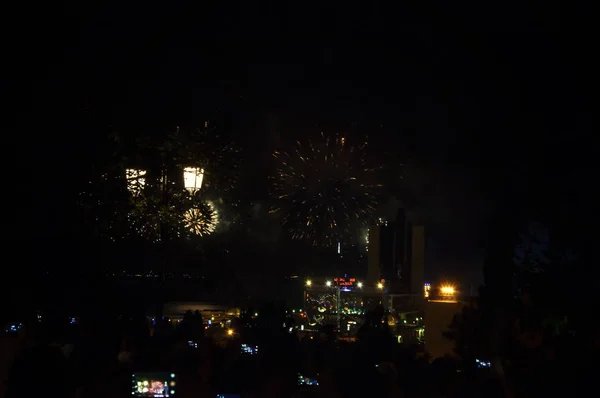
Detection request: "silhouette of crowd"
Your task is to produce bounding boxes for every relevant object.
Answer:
[1,300,587,398]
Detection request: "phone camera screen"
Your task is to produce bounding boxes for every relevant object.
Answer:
[297,373,319,386]
[131,373,176,397]
[240,343,258,355]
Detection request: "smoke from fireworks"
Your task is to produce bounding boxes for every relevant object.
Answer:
[270,133,381,246]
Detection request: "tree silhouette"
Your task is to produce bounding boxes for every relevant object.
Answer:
[78,124,241,244]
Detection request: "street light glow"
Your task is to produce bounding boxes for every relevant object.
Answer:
[227,329,234,336]
[357,282,363,288]
[183,166,204,193]
[326,281,332,287]
[377,282,384,289]
[306,279,312,287]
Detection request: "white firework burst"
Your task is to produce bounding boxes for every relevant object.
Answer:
[184,201,219,236]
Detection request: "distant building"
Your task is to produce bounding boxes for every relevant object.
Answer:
[163,301,240,325]
[367,207,424,296]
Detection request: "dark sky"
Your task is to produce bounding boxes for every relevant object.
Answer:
[3,1,593,286]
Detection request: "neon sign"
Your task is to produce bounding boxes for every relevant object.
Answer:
[334,277,356,287]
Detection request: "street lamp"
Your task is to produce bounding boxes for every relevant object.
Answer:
[326,281,332,287]
[377,282,384,290]
[306,279,312,287]
[357,282,363,288]
[183,167,204,193]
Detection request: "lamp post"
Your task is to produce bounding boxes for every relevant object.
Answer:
[183,167,204,194]
[125,163,205,284]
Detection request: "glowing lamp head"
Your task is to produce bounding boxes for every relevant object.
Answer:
[377,282,384,289]
[183,167,204,193]
[306,280,312,287]
[326,281,332,287]
[227,329,234,336]
[357,282,363,288]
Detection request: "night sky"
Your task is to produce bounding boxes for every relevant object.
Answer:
[4,1,593,286]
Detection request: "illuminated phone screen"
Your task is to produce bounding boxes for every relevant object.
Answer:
[297,373,319,386]
[240,343,258,355]
[131,373,176,397]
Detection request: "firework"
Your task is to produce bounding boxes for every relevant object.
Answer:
[184,200,219,236]
[271,133,381,246]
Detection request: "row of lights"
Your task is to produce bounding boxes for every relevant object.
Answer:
[305,280,455,295]
[305,280,384,290]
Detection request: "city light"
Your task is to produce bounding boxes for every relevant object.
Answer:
[377,282,384,289]
[326,281,332,287]
[440,285,455,295]
[227,329,234,336]
[424,283,431,298]
[306,279,312,287]
[357,282,363,288]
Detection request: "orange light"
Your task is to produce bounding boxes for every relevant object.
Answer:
[440,285,455,295]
